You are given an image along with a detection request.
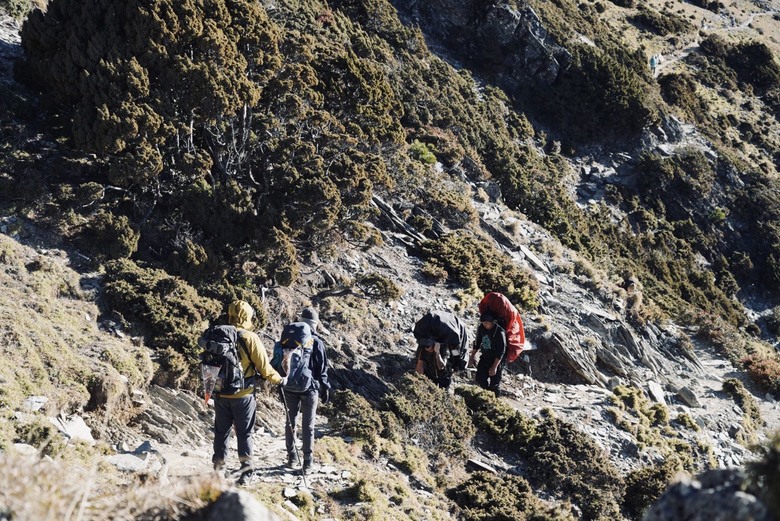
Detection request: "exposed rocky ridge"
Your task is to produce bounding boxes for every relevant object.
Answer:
[394,0,570,87]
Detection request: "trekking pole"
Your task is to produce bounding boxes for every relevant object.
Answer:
[279,386,308,488]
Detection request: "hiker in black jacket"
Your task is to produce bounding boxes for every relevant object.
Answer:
[281,307,330,475]
[469,311,507,397]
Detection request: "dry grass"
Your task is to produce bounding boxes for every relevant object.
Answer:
[0,232,152,447]
[0,452,223,520]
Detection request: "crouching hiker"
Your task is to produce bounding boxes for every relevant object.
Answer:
[273,307,330,475]
[199,300,285,485]
[468,311,507,397]
[412,310,470,390]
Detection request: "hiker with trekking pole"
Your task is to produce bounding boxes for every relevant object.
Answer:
[271,307,331,477]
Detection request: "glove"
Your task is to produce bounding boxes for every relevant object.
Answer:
[319,388,330,404]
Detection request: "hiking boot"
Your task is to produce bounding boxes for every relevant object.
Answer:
[236,465,256,486]
[287,452,300,467]
[302,460,313,475]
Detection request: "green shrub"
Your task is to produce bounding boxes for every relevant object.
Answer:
[722,378,762,444]
[629,7,694,36]
[659,73,710,124]
[456,387,624,520]
[421,234,539,310]
[102,259,221,386]
[15,417,67,457]
[0,0,35,20]
[355,273,403,301]
[456,386,538,446]
[409,139,437,165]
[323,389,384,444]
[530,43,656,144]
[383,374,475,460]
[622,459,680,520]
[448,472,576,521]
[79,210,139,261]
[741,354,780,399]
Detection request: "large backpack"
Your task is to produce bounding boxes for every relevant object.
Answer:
[272,322,316,393]
[478,292,525,363]
[413,310,470,371]
[199,324,252,396]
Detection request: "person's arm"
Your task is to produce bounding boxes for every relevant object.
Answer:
[433,343,446,371]
[246,332,283,385]
[469,328,481,367]
[313,338,330,390]
[488,330,507,376]
[415,345,425,375]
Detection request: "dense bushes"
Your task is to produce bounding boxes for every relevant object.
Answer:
[699,35,780,93]
[382,374,475,460]
[629,7,694,36]
[530,43,656,144]
[448,472,576,521]
[421,233,539,309]
[623,460,680,520]
[457,387,625,521]
[102,259,221,386]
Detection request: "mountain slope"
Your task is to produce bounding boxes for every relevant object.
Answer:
[1,0,780,519]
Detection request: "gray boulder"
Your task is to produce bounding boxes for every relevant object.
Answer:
[643,469,771,521]
[206,490,283,521]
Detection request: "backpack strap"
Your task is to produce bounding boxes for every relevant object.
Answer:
[236,332,254,380]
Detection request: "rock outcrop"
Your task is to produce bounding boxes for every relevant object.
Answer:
[644,469,773,521]
[394,0,570,87]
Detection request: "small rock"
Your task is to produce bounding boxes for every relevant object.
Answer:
[22,396,48,413]
[647,381,666,404]
[12,443,39,457]
[106,453,147,473]
[283,487,297,498]
[677,386,701,408]
[466,459,497,474]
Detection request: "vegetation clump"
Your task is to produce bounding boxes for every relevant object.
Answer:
[102,258,221,386]
[448,472,576,521]
[382,374,475,460]
[457,387,624,520]
[421,234,539,310]
[722,378,762,444]
[607,386,710,472]
[622,459,681,520]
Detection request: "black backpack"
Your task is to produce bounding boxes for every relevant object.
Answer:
[199,324,253,396]
[413,311,470,371]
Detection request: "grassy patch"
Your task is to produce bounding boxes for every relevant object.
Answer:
[607,386,712,472]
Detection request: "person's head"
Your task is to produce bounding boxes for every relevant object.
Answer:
[418,337,435,351]
[480,311,496,330]
[300,306,330,335]
[228,300,255,329]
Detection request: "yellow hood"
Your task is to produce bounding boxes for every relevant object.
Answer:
[228,300,255,330]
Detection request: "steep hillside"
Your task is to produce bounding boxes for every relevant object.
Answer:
[1,0,780,519]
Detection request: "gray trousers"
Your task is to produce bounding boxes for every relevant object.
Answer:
[212,394,256,467]
[282,389,318,463]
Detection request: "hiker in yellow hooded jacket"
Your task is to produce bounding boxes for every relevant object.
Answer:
[208,300,284,484]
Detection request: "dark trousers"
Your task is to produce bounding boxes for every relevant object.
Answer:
[282,389,318,463]
[476,356,504,396]
[212,394,256,467]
